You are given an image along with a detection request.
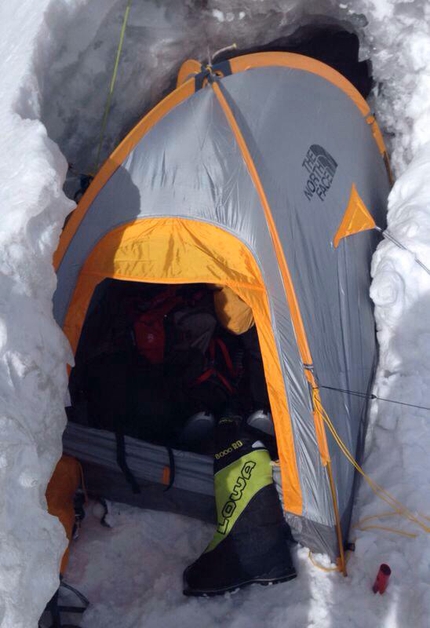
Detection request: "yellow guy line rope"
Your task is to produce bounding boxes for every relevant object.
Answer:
[308,550,339,573]
[312,389,430,536]
[94,0,133,173]
[356,524,417,538]
[355,512,417,538]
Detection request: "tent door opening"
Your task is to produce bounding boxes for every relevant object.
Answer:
[67,279,272,452]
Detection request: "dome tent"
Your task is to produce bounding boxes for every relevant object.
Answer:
[54,49,391,573]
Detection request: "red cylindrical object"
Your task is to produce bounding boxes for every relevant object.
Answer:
[372,564,391,594]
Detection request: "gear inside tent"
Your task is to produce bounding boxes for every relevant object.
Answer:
[53,28,391,581]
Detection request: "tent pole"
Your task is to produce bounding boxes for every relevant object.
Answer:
[326,461,347,576]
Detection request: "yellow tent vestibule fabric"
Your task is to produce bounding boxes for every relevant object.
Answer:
[63,217,304,517]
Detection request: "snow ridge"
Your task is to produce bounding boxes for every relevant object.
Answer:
[0,2,74,626]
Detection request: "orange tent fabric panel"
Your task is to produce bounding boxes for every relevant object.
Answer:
[46,455,82,574]
[333,184,377,248]
[176,59,201,87]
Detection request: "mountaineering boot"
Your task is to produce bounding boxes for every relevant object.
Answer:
[178,410,215,450]
[247,408,275,436]
[183,418,296,596]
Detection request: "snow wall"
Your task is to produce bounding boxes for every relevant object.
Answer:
[1,0,430,626]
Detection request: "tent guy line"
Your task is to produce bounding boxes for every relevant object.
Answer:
[319,384,430,414]
[375,226,430,276]
[93,0,133,174]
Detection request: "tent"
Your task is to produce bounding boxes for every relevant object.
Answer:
[54,48,391,573]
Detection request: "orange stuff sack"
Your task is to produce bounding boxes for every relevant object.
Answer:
[46,455,83,574]
[212,285,255,335]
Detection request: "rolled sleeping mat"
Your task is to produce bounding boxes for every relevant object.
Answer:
[183,417,296,596]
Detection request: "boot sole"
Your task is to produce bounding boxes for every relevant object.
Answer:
[183,570,297,597]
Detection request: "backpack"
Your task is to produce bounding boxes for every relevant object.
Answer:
[164,291,218,385]
[169,331,242,420]
[130,286,183,364]
[130,286,218,368]
[190,335,240,396]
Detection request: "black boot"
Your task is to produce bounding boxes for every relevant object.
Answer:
[183,418,296,595]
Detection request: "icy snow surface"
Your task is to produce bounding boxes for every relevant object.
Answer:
[1,0,430,627]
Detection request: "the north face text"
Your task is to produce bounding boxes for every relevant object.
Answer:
[302,144,338,202]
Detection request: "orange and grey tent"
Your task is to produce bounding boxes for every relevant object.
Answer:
[55,51,391,571]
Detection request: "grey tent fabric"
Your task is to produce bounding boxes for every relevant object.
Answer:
[217,69,388,528]
[54,54,390,562]
[63,422,216,522]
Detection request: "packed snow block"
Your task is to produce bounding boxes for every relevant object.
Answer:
[184,419,296,595]
[63,423,216,522]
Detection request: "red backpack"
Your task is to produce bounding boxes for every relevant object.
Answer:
[130,287,183,364]
[129,286,240,398]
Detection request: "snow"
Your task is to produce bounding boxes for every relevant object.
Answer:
[1,0,430,627]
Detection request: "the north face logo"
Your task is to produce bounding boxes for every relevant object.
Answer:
[302,144,337,202]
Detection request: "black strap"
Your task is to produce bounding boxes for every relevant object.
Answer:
[59,580,90,609]
[44,588,61,628]
[97,498,111,527]
[40,580,89,628]
[115,430,141,494]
